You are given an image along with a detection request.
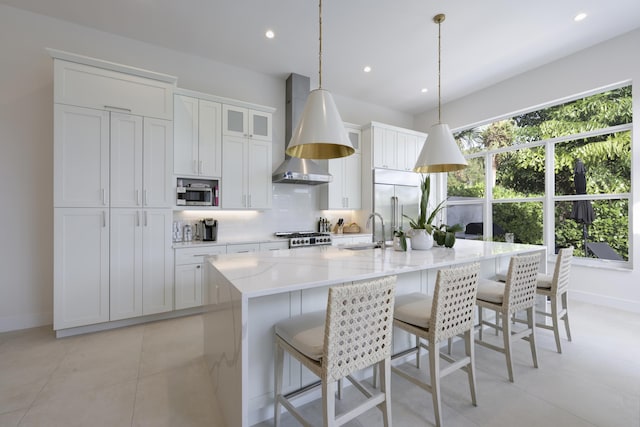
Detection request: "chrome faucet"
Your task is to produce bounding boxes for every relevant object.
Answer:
[366,212,386,249]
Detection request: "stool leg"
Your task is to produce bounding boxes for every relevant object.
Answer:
[528,306,539,369]
[503,312,514,382]
[322,380,336,427]
[465,329,477,406]
[550,295,562,353]
[378,358,392,427]
[478,307,484,341]
[562,291,572,342]
[274,341,284,426]
[429,339,443,427]
[416,335,421,369]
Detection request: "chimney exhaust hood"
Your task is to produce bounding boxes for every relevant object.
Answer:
[272,73,332,185]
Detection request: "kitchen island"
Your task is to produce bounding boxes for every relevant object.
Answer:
[203,239,546,426]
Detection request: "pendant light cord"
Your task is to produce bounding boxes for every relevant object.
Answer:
[437,16,442,124]
[318,0,323,89]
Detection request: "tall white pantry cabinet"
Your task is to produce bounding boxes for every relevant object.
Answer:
[51,50,176,331]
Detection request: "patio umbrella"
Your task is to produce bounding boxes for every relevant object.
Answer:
[569,159,594,254]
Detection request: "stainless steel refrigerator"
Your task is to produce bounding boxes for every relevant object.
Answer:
[372,169,421,242]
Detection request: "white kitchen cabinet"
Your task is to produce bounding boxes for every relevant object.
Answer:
[222,104,272,141]
[175,245,227,309]
[363,122,428,172]
[396,132,425,172]
[109,208,143,320]
[110,208,173,319]
[53,58,174,120]
[96,112,173,209]
[174,95,222,178]
[373,127,397,169]
[54,104,110,208]
[320,126,361,210]
[259,241,289,251]
[143,118,173,207]
[227,243,260,253]
[54,208,110,330]
[142,209,174,315]
[221,136,272,209]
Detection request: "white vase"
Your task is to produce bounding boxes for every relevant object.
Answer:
[408,229,433,250]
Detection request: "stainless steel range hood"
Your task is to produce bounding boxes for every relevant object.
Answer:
[272,73,332,185]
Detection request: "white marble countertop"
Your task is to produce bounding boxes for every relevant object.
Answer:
[207,239,546,298]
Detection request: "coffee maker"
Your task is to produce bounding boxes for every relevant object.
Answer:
[201,218,218,241]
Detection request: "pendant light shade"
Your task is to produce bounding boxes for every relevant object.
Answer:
[414,13,467,173]
[285,88,355,159]
[286,0,355,160]
[414,123,467,173]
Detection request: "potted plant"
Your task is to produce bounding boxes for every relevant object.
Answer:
[393,228,408,251]
[403,175,446,250]
[433,223,463,248]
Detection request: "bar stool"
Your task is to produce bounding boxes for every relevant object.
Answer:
[533,247,573,353]
[274,275,396,427]
[476,253,540,382]
[496,248,573,353]
[391,263,480,427]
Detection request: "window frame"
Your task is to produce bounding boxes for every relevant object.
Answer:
[446,86,633,269]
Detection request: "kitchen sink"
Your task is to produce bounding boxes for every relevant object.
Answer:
[343,243,384,251]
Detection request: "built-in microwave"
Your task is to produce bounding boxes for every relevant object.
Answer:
[176,179,219,206]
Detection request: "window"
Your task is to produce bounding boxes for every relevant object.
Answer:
[447,85,632,264]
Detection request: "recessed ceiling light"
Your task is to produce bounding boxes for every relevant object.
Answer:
[421,88,428,93]
[574,12,587,22]
[363,66,372,73]
[265,29,275,39]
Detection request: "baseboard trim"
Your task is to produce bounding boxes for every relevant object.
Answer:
[570,290,640,314]
[0,311,53,333]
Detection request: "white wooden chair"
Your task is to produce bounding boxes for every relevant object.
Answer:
[476,253,540,382]
[391,263,480,427]
[274,275,396,427]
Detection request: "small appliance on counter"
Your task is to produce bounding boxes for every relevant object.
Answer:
[201,218,218,241]
[183,224,193,242]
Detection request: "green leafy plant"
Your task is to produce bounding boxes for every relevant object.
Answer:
[433,223,463,248]
[393,229,407,251]
[403,175,446,234]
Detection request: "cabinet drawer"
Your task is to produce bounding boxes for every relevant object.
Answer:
[226,243,259,253]
[175,245,227,265]
[54,60,174,119]
[259,241,289,251]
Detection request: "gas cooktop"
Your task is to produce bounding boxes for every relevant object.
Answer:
[274,231,332,248]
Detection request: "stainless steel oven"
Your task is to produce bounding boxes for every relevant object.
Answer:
[274,231,332,248]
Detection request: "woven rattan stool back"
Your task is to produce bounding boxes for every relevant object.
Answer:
[323,275,396,383]
[430,262,480,343]
[504,253,541,314]
[552,247,573,294]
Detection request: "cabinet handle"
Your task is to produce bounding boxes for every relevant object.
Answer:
[144,211,148,227]
[104,105,132,112]
[248,194,252,207]
[102,211,106,227]
[136,211,140,226]
[143,190,148,206]
[101,188,106,206]
[196,265,201,269]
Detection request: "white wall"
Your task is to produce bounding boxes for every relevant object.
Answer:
[0,4,413,332]
[415,29,640,313]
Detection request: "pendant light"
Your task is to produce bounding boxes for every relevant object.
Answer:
[285,0,355,160]
[414,13,467,173]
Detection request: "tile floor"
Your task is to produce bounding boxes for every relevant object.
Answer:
[1,300,639,427]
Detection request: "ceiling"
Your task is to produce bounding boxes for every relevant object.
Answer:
[3,0,640,114]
